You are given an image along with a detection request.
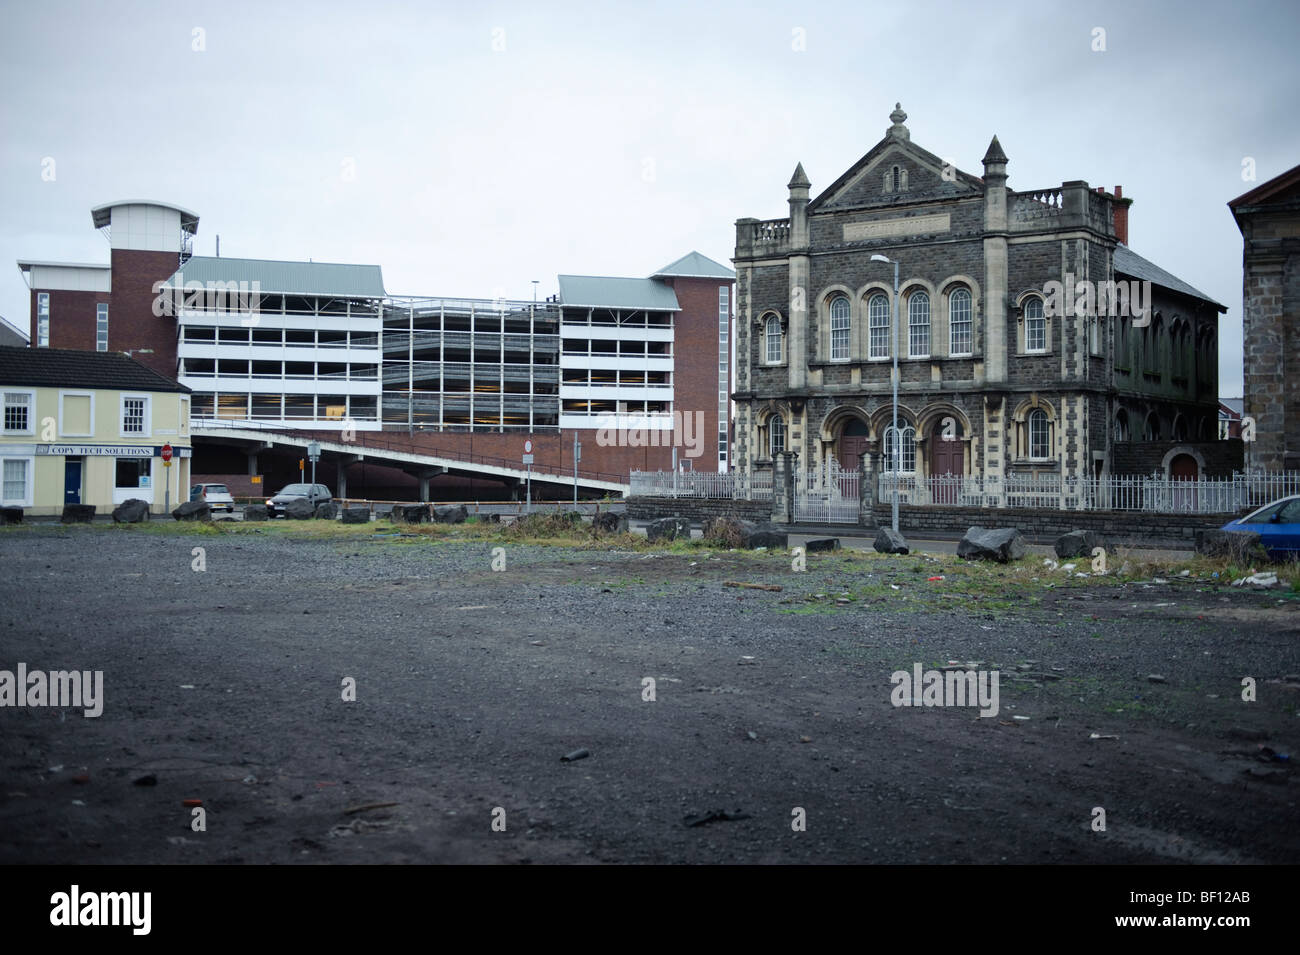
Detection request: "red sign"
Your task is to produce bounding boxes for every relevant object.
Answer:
[524,439,533,454]
[161,443,173,463]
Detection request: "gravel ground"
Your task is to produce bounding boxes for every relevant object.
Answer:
[0,523,1297,864]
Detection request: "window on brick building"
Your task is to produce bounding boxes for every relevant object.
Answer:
[96,304,108,352]
[1028,409,1050,459]
[1025,298,1046,353]
[765,315,782,364]
[883,425,916,473]
[36,293,49,347]
[949,288,972,356]
[768,415,786,457]
[908,291,930,358]
[830,296,850,361]
[868,294,890,359]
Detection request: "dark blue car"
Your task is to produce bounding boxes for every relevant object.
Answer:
[1221,496,1300,559]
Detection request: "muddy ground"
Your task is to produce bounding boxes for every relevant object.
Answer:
[0,523,1297,864]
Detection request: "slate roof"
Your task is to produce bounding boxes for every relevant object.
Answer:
[0,346,189,394]
[557,275,680,311]
[1113,245,1225,311]
[650,251,735,280]
[162,256,386,298]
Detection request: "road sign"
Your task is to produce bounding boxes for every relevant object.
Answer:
[161,443,173,463]
[307,441,321,462]
[524,439,533,454]
[522,453,534,465]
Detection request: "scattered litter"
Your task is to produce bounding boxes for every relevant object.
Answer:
[683,808,751,827]
[927,576,944,582]
[179,685,195,690]
[799,735,813,743]
[723,581,782,592]
[48,765,63,773]
[890,584,900,591]
[71,799,85,806]
[1257,746,1291,763]
[132,774,157,787]
[560,749,590,762]
[1089,733,1119,741]
[746,731,758,740]
[529,640,545,647]
[1179,570,1191,577]
[242,774,257,785]
[343,801,400,815]
[1061,563,1076,572]
[1233,572,1278,588]
[1147,674,1167,684]
[1012,715,1031,721]
[182,798,202,808]
[455,605,489,611]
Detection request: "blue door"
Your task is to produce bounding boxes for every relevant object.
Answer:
[64,459,82,505]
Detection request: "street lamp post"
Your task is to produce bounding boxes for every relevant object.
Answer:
[871,254,901,533]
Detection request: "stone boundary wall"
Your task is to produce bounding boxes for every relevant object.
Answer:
[870,504,1235,545]
[626,496,772,523]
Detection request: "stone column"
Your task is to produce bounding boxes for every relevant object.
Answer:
[858,451,876,528]
[770,451,798,524]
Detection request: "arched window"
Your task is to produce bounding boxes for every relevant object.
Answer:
[882,424,916,473]
[1174,415,1188,441]
[1144,412,1161,441]
[1028,409,1050,459]
[949,288,972,356]
[769,416,786,457]
[908,291,930,358]
[830,296,851,361]
[868,294,890,359]
[1116,316,1129,367]
[1114,409,1129,442]
[765,315,782,364]
[1025,298,1046,353]
[892,166,901,192]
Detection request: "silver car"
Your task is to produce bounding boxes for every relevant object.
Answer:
[190,483,235,514]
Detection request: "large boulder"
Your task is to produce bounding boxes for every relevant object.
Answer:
[372,503,395,520]
[701,517,751,547]
[433,504,468,524]
[647,516,691,543]
[111,499,150,523]
[1054,528,1100,559]
[243,504,268,522]
[594,511,629,534]
[804,537,840,552]
[744,522,788,549]
[1196,528,1264,560]
[61,504,97,524]
[0,506,22,525]
[171,501,210,522]
[874,527,910,555]
[393,504,429,524]
[284,498,315,520]
[958,526,1027,563]
[314,501,341,520]
[341,505,370,524]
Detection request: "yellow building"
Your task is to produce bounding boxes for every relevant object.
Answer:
[1,346,191,517]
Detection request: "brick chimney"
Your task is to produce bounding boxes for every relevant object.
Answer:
[1112,185,1129,246]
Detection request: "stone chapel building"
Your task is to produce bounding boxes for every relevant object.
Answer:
[731,105,1227,487]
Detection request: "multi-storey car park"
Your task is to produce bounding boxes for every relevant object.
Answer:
[17,200,734,501]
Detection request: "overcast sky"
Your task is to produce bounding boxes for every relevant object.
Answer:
[2,0,1297,397]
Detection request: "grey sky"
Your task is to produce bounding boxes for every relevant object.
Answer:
[2,0,1297,397]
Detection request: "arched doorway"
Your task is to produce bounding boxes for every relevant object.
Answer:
[837,417,870,472]
[1170,453,1199,512]
[930,418,964,503]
